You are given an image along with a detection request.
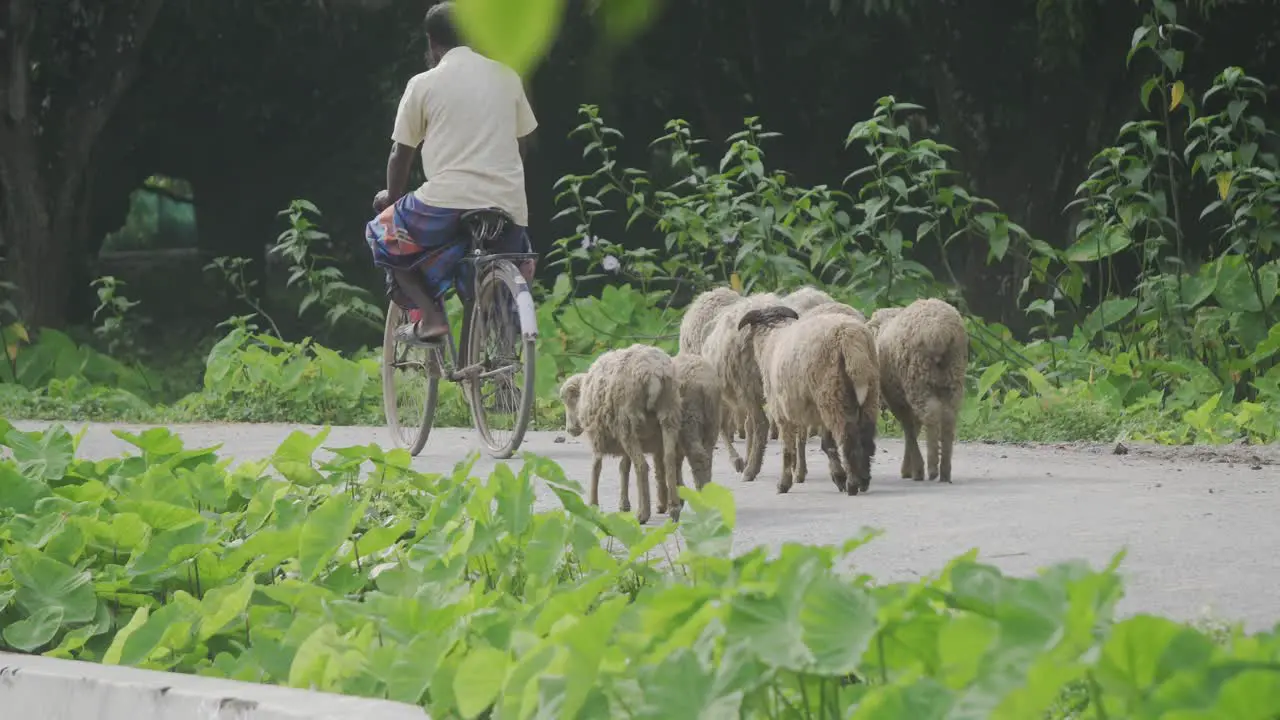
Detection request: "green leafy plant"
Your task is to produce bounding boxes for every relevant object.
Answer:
[552,106,866,302]
[204,256,283,339]
[1,423,1278,718]
[270,199,384,336]
[175,314,384,426]
[9,0,1280,448]
[90,275,145,361]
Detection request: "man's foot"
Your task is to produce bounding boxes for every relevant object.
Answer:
[394,321,447,347]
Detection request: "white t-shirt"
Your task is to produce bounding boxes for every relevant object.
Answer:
[391,46,538,226]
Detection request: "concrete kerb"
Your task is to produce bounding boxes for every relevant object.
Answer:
[0,652,429,720]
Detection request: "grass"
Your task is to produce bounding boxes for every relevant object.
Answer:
[1,373,1148,446]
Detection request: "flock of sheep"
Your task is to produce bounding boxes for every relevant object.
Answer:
[558,286,969,524]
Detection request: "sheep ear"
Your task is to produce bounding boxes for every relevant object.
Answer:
[560,374,583,395]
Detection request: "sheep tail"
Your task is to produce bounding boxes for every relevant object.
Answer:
[644,374,665,412]
[837,326,873,407]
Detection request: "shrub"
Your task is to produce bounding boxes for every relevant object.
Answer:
[0,422,1276,718]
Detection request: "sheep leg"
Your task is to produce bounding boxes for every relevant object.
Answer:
[795,426,809,483]
[719,407,746,473]
[794,426,808,485]
[618,456,632,513]
[622,445,651,525]
[820,430,847,493]
[777,423,796,494]
[741,405,769,483]
[769,419,779,441]
[654,446,670,515]
[840,427,865,497]
[939,406,956,483]
[859,414,877,493]
[589,455,603,507]
[925,415,941,482]
[900,415,925,482]
[661,425,682,521]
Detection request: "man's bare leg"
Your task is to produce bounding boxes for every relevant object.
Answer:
[391,268,449,341]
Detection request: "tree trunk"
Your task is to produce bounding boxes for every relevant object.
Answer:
[0,0,167,329]
[1,160,69,330]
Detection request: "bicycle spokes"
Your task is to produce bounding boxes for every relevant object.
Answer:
[473,287,525,430]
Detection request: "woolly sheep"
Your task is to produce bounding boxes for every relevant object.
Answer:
[868,298,967,483]
[701,292,780,481]
[672,352,722,495]
[677,286,750,466]
[715,288,838,444]
[761,298,867,442]
[781,286,835,314]
[784,299,870,446]
[803,300,867,323]
[678,286,743,355]
[614,352,722,518]
[559,343,681,524]
[739,306,880,494]
[741,288,819,441]
[865,306,903,333]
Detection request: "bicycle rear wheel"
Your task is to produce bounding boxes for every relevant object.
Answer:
[464,260,537,459]
[381,299,439,455]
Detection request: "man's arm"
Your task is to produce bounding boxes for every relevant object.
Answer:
[514,76,538,162]
[386,141,417,201]
[375,75,427,212]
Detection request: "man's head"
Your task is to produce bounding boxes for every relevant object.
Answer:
[424,2,461,67]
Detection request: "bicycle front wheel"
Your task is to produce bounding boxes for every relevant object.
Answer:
[464,260,537,459]
[381,299,439,455]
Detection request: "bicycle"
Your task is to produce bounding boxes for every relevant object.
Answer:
[381,207,539,459]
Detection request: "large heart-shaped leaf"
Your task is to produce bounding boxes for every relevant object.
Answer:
[2,606,65,652]
[9,547,98,624]
[4,425,74,483]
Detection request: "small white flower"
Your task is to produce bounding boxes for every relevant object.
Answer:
[721,232,738,245]
[581,235,595,250]
[688,174,698,185]
[601,255,620,272]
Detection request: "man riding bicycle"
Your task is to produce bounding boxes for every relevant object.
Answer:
[367,1,537,347]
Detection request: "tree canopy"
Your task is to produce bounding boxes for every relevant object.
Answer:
[2,0,1278,331]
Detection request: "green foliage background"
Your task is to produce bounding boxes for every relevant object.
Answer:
[1,421,1278,719]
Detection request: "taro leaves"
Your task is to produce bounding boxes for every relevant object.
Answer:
[9,547,98,625]
[3,606,66,652]
[298,492,367,581]
[726,551,878,675]
[4,425,74,483]
[5,423,1280,719]
[4,547,99,652]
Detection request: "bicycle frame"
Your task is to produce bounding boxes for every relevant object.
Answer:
[382,205,540,458]
[435,208,540,384]
[441,257,535,375]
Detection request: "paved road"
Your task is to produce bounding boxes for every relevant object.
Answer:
[12,420,1280,632]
